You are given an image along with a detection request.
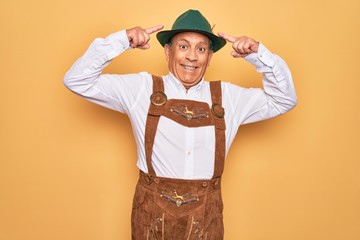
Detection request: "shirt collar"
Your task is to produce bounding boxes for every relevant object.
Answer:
[166,72,205,93]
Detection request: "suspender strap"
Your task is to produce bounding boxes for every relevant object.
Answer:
[144,75,164,175]
[210,81,226,178]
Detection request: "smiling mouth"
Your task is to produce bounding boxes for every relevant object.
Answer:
[181,65,198,71]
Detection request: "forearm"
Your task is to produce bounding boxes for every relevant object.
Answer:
[242,43,297,123]
[63,30,130,97]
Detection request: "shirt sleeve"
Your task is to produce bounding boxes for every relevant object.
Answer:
[225,43,298,126]
[63,30,149,113]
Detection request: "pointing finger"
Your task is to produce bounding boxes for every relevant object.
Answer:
[145,25,164,34]
[218,32,237,43]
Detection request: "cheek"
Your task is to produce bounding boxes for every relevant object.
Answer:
[200,59,210,70]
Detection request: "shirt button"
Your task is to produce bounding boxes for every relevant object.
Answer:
[202,182,208,188]
[154,178,159,184]
[187,151,191,155]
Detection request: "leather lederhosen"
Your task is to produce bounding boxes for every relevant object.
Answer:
[131,76,226,240]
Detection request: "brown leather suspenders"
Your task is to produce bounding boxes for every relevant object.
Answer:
[144,76,226,179]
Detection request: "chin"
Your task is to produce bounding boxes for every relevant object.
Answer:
[183,78,198,84]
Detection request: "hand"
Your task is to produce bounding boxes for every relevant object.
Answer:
[218,32,259,58]
[126,25,164,50]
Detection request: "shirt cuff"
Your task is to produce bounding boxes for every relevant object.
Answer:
[105,29,131,59]
[244,43,275,68]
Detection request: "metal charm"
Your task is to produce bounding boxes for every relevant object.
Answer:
[160,190,199,207]
[171,105,209,120]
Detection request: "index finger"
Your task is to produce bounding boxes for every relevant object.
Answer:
[218,32,237,43]
[145,25,164,34]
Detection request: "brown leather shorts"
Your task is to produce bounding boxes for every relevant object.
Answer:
[131,171,224,240]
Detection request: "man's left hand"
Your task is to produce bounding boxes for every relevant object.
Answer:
[218,32,259,58]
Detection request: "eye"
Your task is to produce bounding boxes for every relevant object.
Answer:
[179,44,188,50]
[198,47,207,53]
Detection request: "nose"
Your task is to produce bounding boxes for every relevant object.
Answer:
[186,49,198,61]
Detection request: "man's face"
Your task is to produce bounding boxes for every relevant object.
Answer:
[164,32,213,89]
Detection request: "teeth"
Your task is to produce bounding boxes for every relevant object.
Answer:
[183,66,196,70]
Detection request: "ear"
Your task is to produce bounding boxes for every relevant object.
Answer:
[164,44,170,62]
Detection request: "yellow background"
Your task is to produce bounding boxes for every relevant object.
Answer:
[1,0,359,239]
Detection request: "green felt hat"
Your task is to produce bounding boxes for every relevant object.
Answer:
[156,9,226,52]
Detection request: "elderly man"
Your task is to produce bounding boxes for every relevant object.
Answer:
[64,9,297,240]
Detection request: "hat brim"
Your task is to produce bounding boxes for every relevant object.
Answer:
[156,29,226,53]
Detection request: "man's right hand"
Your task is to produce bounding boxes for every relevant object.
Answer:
[126,25,164,50]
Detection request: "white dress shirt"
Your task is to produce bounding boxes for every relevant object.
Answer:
[64,30,297,180]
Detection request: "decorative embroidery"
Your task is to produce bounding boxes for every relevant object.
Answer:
[187,217,207,240]
[192,220,206,239]
[147,214,164,240]
[160,190,199,207]
[171,105,209,120]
